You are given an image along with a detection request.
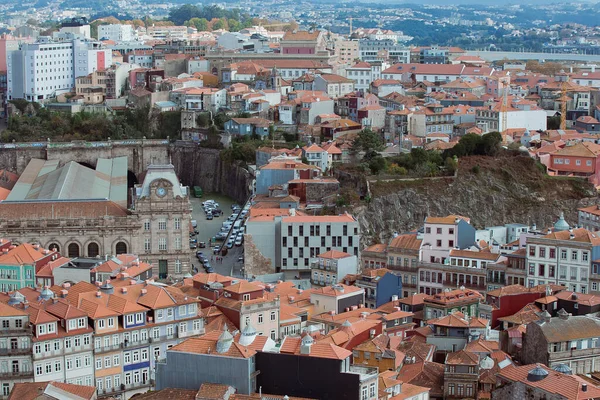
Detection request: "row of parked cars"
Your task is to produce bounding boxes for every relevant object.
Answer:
[218,203,250,249]
[203,200,222,220]
[195,250,213,273]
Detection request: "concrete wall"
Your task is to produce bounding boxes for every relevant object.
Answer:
[0,142,251,204]
[0,140,169,176]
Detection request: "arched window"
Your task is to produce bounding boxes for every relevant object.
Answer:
[115,242,127,255]
[88,243,99,257]
[68,243,80,258]
[48,243,60,253]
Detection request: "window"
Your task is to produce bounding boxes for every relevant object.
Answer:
[175,237,182,250]
[243,294,250,301]
[179,322,187,334]
[271,311,276,321]
[529,246,536,257]
[258,314,263,324]
[572,251,578,261]
[66,358,73,370]
[124,352,131,364]
[78,318,86,328]
[550,248,556,259]
[158,219,167,230]
[561,250,567,260]
[85,355,91,367]
[158,238,167,251]
[436,228,442,234]
[174,217,181,230]
[144,238,151,252]
[97,319,105,329]
[36,365,43,375]
[108,317,114,328]
[113,354,120,366]
[104,356,111,368]
[96,358,102,369]
[539,248,546,258]
[426,227,431,234]
[133,350,140,363]
[583,252,589,262]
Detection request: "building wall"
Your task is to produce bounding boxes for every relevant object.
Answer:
[256,352,360,400]
[156,351,254,394]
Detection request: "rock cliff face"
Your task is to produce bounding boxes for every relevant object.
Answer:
[353,155,599,245]
[170,145,252,204]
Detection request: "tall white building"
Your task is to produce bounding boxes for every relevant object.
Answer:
[7,38,112,101]
[98,24,135,42]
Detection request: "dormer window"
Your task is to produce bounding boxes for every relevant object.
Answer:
[243,294,250,301]
[68,319,77,330]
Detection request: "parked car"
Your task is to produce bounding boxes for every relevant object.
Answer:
[205,266,214,273]
[196,251,204,257]
[226,239,234,249]
[206,213,213,220]
[235,237,243,246]
[213,246,221,254]
[200,256,209,265]
[198,241,206,248]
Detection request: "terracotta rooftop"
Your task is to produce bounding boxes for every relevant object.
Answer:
[279,336,352,360]
[425,288,483,306]
[449,249,501,261]
[446,349,479,365]
[311,284,363,298]
[541,228,600,245]
[425,214,470,225]
[498,363,600,400]
[317,249,353,259]
[8,381,96,400]
[386,233,421,252]
[128,388,197,400]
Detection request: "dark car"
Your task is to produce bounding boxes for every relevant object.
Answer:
[213,245,221,254]
[198,241,206,248]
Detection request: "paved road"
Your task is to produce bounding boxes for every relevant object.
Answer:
[189,194,245,277]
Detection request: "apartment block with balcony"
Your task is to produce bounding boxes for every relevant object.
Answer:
[302,144,328,172]
[522,310,600,374]
[0,243,59,291]
[425,312,490,353]
[423,288,483,321]
[310,250,358,288]
[0,302,32,399]
[386,234,421,298]
[444,350,479,399]
[525,226,600,293]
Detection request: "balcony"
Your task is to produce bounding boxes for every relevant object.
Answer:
[549,347,600,361]
[402,283,417,289]
[418,262,486,276]
[0,347,30,356]
[0,370,33,379]
[347,365,378,381]
[387,264,418,273]
[442,280,486,291]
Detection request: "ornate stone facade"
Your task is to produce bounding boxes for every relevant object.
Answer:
[0,163,192,281]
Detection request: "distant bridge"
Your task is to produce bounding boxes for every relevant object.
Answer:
[465,50,600,63]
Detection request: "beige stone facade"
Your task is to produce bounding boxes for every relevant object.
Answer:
[0,164,193,281]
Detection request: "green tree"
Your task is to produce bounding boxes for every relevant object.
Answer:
[352,128,384,153]
[369,157,387,175]
[212,19,225,30]
[480,131,502,156]
[228,19,242,32]
[186,17,208,31]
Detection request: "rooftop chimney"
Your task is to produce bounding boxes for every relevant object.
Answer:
[369,329,376,338]
[141,289,147,296]
[96,291,102,298]
[121,287,128,294]
[60,290,68,298]
[583,384,588,392]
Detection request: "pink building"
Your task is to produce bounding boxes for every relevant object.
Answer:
[280,31,325,55]
[420,215,476,264]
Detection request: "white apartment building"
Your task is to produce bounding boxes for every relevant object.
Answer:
[302,144,328,172]
[476,105,547,133]
[310,250,358,288]
[98,24,135,42]
[246,212,360,278]
[7,38,112,101]
[280,214,360,274]
[420,215,476,264]
[525,227,600,293]
[146,26,188,40]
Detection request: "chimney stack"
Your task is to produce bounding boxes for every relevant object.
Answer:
[583,384,588,392]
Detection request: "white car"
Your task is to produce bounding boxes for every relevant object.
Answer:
[235,237,243,246]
